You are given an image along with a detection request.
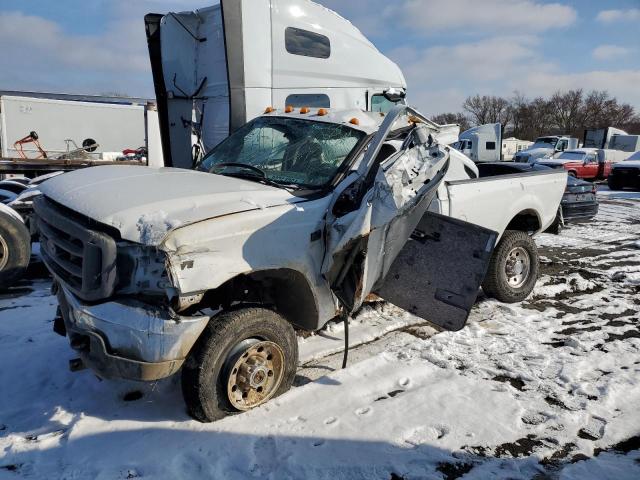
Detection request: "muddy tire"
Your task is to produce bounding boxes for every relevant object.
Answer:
[544,212,562,235]
[482,230,539,303]
[0,211,31,289]
[181,307,298,423]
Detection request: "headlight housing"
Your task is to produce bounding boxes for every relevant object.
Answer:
[115,242,170,296]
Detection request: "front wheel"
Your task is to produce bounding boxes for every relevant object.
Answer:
[181,307,298,422]
[482,230,539,303]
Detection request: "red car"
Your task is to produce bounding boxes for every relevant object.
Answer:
[537,149,612,180]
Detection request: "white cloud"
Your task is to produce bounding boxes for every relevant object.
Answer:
[0,11,151,95]
[592,45,632,61]
[318,0,576,38]
[388,36,555,114]
[0,12,149,73]
[399,0,576,33]
[387,35,640,114]
[596,8,640,23]
[0,1,207,96]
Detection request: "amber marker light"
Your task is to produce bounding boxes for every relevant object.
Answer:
[264,106,275,113]
[300,107,310,114]
[349,117,360,125]
[317,108,328,116]
[285,105,294,113]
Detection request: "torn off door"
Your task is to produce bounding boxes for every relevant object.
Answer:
[374,212,497,331]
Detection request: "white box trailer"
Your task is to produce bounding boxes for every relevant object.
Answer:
[502,137,533,161]
[0,95,149,159]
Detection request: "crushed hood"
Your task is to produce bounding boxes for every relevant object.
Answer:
[38,165,301,245]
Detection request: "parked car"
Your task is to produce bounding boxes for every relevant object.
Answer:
[34,105,566,421]
[476,162,598,233]
[512,135,578,163]
[607,151,640,191]
[537,149,612,180]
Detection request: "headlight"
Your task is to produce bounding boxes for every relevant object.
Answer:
[115,242,170,296]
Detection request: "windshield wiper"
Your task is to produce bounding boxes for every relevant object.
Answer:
[210,162,304,191]
[209,162,267,178]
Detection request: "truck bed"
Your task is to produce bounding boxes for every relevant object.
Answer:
[444,170,567,237]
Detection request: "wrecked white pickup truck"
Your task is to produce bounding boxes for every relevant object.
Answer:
[34,105,565,421]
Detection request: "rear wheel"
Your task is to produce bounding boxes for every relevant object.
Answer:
[0,211,31,289]
[607,177,621,191]
[544,211,562,235]
[181,307,298,422]
[482,230,539,303]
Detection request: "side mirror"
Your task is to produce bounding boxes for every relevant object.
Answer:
[383,88,406,103]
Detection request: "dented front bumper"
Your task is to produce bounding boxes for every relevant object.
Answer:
[56,286,210,381]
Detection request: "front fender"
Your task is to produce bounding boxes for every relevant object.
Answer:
[161,202,326,292]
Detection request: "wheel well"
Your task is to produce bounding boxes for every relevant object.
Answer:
[196,269,319,331]
[505,210,541,233]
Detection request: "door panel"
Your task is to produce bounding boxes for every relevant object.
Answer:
[374,212,497,331]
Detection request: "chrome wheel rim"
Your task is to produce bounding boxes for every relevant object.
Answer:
[505,246,530,289]
[0,235,9,271]
[225,339,285,411]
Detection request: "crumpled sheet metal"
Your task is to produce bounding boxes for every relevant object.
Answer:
[323,142,448,274]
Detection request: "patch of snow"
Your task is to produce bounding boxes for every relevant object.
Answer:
[136,211,182,245]
[1,197,639,479]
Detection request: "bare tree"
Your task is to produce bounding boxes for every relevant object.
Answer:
[463,95,511,126]
[436,89,638,141]
[549,89,583,136]
[431,112,471,131]
[462,95,490,125]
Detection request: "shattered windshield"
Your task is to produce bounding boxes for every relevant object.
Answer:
[196,117,366,189]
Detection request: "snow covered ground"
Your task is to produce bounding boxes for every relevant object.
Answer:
[1,194,639,479]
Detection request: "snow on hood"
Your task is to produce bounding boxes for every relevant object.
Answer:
[614,160,640,168]
[38,165,302,245]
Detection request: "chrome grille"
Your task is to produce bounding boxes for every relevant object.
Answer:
[34,196,117,301]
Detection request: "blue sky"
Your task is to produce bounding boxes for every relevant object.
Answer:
[0,0,638,115]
